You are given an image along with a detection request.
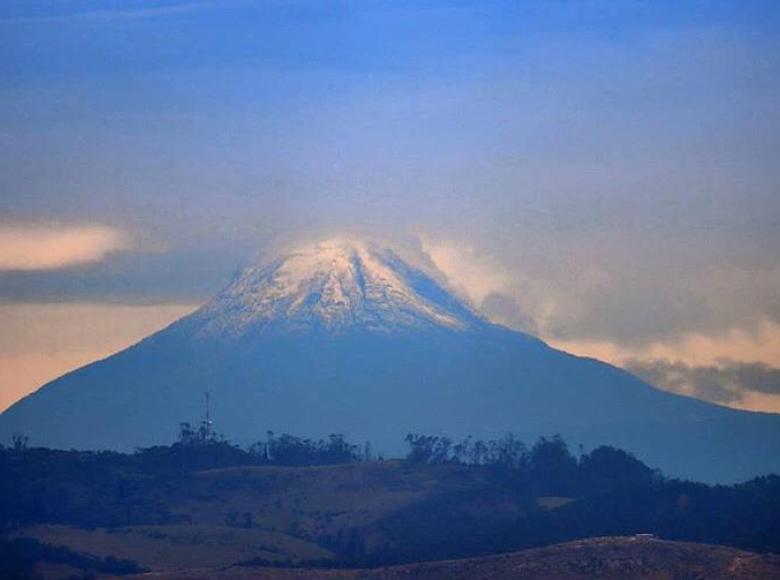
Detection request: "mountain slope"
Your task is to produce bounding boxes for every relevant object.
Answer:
[1,239,779,482]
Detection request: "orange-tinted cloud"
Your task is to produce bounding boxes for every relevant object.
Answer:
[546,321,780,413]
[0,225,129,271]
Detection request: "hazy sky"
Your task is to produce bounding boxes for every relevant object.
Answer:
[1,0,779,412]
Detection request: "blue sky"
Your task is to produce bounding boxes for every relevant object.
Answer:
[1,1,779,410]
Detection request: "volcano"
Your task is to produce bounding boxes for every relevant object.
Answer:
[1,239,778,482]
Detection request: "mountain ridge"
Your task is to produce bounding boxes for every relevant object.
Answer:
[1,239,779,483]
[132,536,780,580]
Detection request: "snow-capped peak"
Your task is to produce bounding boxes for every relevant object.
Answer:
[189,238,483,337]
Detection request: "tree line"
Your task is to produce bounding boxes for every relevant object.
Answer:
[404,433,661,496]
[1,428,778,559]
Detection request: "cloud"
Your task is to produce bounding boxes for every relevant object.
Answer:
[417,234,542,333]
[548,320,780,369]
[0,2,204,25]
[0,0,777,358]
[0,225,130,271]
[418,235,512,307]
[480,292,539,335]
[624,358,780,405]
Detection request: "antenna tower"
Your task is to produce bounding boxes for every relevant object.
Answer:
[203,391,213,440]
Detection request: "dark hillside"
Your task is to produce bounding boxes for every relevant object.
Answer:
[1,432,779,574]
[131,537,780,580]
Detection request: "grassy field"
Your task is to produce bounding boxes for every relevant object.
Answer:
[9,457,777,579]
[135,460,503,550]
[11,460,507,573]
[14,524,332,571]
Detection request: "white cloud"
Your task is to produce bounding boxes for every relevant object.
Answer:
[418,234,511,307]
[0,224,130,271]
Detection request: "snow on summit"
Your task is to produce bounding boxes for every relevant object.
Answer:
[188,239,483,337]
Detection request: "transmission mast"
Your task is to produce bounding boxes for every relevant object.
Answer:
[202,391,213,441]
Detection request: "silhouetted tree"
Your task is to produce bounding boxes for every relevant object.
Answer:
[579,445,660,493]
[242,511,253,528]
[485,433,528,470]
[225,511,239,527]
[405,434,434,463]
[469,439,488,465]
[529,435,578,495]
[11,433,29,451]
[249,432,362,466]
[178,422,195,445]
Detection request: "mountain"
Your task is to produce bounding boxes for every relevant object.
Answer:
[185,238,483,337]
[1,239,779,482]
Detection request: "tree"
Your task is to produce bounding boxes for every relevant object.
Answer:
[11,433,28,451]
[486,433,528,470]
[469,439,488,465]
[242,512,253,529]
[452,436,472,464]
[178,423,195,446]
[579,446,658,493]
[225,511,239,527]
[529,435,578,495]
[405,434,438,463]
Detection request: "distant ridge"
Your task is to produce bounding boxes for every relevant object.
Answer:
[129,536,780,579]
[1,238,779,483]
